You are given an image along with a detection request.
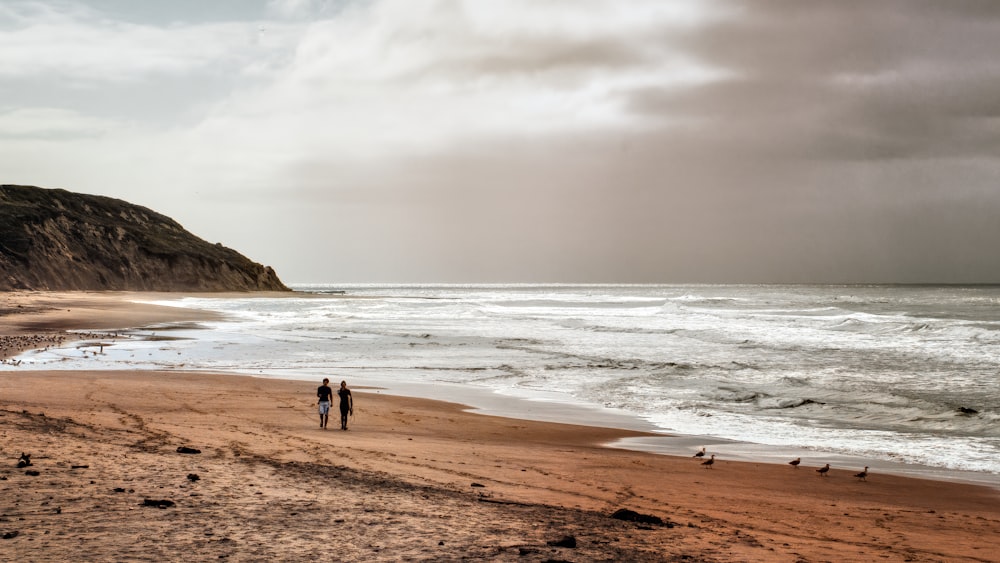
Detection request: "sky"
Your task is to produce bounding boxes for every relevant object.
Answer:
[2,0,1000,284]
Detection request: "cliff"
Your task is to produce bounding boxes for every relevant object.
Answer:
[0,185,290,292]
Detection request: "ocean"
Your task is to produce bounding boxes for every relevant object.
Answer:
[8,284,1000,483]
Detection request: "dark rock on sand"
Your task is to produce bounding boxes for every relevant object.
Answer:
[142,499,176,509]
[547,535,577,548]
[177,446,202,454]
[24,470,40,476]
[610,508,665,526]
[187,473,200,482]
[2,531,19,539]
[957,407,979,415]
[17,453,31,468]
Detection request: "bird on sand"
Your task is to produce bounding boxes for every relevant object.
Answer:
[789,457,801,468]
[701,454,716,469]
[693,447,706,458]
[816,463,830,476]
[854,466,869,481]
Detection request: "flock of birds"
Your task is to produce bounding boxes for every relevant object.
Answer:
[0,331,125,365]
[693,448,870,481]
[0,334,67,365]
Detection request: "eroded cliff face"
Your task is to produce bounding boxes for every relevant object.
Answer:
[0,185,289,292]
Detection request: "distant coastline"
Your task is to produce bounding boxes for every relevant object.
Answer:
[1,185,289,292]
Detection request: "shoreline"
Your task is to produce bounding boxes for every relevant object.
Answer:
[4,290,999,489]
[279,372,1000,490]
[3,291,1000,559]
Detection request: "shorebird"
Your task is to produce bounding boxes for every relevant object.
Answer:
[693,447,706,458]
[816,463,830,477]
[854,466,869,481]
[789,457,801,468]
[701,454,716,469]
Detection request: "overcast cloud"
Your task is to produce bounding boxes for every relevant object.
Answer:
[2,0,999,283]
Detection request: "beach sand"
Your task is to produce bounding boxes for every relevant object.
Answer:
[2,293,999,561]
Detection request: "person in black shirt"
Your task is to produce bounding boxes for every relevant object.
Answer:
[317,378,333,429]
[338,380,353,430]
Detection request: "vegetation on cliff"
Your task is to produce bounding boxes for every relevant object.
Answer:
[0,185,289,291]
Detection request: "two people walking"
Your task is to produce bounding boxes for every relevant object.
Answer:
[317,378,353,430]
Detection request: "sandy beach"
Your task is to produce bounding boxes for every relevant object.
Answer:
[2,293,999,561]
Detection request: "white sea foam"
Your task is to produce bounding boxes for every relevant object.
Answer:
[6,284,999,480]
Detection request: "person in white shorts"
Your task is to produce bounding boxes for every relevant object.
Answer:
[317,378,333,429]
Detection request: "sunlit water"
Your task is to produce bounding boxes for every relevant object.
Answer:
[7,284,999,479]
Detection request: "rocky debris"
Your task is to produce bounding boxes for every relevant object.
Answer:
[142,499,176,509]
[24,470,40,476]
[957,407,979,415]
[16,453,31,468]
[176,446,202,454]
[610,508,666,526]
[2,531,19,540]
[547,535,577,548]
[0,184,289,292]
[187,473,200,482]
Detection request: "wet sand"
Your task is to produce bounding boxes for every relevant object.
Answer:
[2,292,999,561]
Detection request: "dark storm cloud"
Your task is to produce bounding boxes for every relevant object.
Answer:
[626,0,1000,162]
